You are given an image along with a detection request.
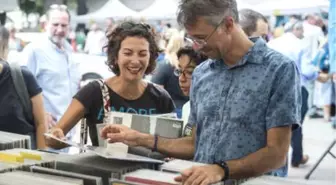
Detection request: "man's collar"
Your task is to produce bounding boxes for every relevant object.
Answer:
[46,36,72,53]
[209,37,267,69]
[236,37,267,66]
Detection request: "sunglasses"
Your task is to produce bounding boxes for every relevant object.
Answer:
[119,22,152,31]
[49,4,68,10]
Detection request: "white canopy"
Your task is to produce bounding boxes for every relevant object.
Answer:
[254,0,329,16]
[138,0,255,20]
[138,0,178,20]
[73,0,139,23]
[0,0,18,12]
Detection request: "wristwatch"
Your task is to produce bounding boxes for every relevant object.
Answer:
[214,161,230,181]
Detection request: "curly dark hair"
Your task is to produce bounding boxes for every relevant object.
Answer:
[177,46,208,66]
[105,21,159,76]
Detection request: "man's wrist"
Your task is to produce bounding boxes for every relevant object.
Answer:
[213,164,226,180]
[138,133,155,149]
[214,161,230,181]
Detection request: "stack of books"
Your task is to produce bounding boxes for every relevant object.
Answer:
[0,171,83,185]
[0,131,32,150]
[0,148,58,173]
[122,169,180,185]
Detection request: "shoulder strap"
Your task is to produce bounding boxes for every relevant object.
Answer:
[80,79,110,148]
[9,62,33,122]
[97,79,111,123]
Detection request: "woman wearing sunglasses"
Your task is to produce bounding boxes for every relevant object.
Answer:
[46,21,175,149]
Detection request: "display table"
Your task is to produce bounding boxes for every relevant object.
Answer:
[242,176,334,185]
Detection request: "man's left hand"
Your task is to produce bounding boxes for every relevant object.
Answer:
[174,164,225,185]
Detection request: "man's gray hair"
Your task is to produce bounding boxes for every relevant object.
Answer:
[177,0,239,27]
[45,4,71,22]
[239,9,267,36]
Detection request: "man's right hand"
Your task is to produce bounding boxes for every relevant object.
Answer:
[45,127,68,149]
[100,124,144,147]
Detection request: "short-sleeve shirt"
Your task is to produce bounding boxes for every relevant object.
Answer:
[151,60,189,109]
[74,81,175,146]
[0,61,42,134]
[189,38,301,177]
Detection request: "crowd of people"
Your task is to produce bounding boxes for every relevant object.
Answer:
[0,0,335,184]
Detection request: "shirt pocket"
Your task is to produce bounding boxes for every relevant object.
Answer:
[39,67,63,87]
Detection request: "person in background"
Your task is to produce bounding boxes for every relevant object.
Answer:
[68,27,77,52]
[312,40,335,123]
[303,14,325,119]
[84,23,106,55]
[239,9,269,41]
[268,21,330,168]
[284,15,299,32]
[100,0,301,184]
[151,31,188,118]
[75,27,86,52]
[45,21,175,149]
[174,46,207,136]
[22,4,81,153]
[105,17,115,32]
[0,26,47,149]
[329,0,336,129]
[5,23,25,52]
[39,14,47,32]
[315,15,327,36]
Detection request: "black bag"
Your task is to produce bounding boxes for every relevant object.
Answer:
[9,62,33,123]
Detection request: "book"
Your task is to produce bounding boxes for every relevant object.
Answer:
[0,171,83,185]
[0,148,57,173]
[44,133,163,164]
[55,152,157,185]
[122,169,180,185]
[107,112,184,139]
[0,131,31,150]
[160,159,205,173]
[30,166,103,185]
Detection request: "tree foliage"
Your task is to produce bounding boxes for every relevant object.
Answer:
[19,0,75,15]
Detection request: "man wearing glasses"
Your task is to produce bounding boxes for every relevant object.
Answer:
[22,4,81,153]
[101,0,301,184]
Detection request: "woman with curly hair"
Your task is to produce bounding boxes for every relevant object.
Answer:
[46,21,175,149]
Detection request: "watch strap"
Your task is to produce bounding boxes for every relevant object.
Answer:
[215,161,230,181]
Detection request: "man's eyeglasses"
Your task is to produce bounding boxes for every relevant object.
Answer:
[185,17,226,50]
[174,68,194,79]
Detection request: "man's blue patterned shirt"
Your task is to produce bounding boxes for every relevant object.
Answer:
[189,38,301,177]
